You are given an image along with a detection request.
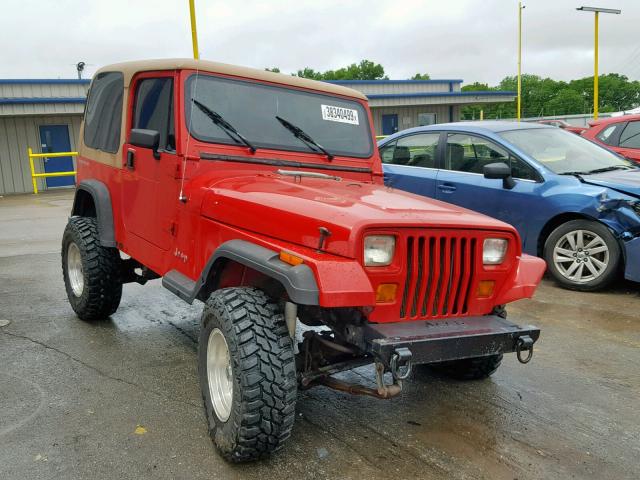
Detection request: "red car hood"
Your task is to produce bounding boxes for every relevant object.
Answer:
[201,173,515,258]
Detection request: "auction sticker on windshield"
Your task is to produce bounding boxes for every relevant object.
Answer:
[321,105,359,125]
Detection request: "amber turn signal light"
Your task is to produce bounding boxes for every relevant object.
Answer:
[476,280,495,298]
[376,283,398,303]
[279,251,304,266]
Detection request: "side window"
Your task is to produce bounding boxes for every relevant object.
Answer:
[445,134,509,174]
[445,133,537,180]
[508,156,538,181]
[597,124,618,146]
[379,141,396,164]
[84,72,124,153]
[389,133,440,167]
[619,121,640,149]
[132,78,175,151]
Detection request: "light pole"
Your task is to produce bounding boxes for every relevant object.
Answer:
[189,0,200,60]
[577,6,621,120]
[517,2,525,122]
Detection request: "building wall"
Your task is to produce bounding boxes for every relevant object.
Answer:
[0,80,88,117]
[370,105,459,135]
[0,114,82,195]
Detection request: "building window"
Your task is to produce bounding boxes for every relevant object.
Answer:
[418,113,437,126]
[83,72,124,154]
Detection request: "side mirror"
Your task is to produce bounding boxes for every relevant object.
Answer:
[130,129,160,159]
[483,162,516,189]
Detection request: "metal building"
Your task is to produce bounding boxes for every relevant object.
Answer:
[0,79,89,195]
[329,79,515,136]
[0,76,513,195]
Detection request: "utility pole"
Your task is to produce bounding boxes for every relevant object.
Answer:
[577,6,621,120]
[189,0,200,60]
[517,2,524,121]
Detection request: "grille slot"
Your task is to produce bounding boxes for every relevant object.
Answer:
[400,233,476,319]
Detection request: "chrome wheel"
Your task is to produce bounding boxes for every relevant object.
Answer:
[67,242,84,297]
[553,229,609,284]
[207,328,233,422]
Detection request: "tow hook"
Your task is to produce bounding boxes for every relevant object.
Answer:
[390,347,412,380]
[516,335,534,364]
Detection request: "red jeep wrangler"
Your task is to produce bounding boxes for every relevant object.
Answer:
[62,59,545,462]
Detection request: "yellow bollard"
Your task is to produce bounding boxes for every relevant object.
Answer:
[28,147,38,194]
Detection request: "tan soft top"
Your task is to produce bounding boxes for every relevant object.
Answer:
[94,58,368,100]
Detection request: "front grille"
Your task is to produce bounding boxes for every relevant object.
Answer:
[399,233,477,319]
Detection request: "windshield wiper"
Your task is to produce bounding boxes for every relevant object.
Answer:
[192,99,256,153]
[585,165,635,174]
[275,169,341,181]
[275,116,334,160]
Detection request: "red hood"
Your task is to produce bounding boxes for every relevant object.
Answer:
[201,173,515,258]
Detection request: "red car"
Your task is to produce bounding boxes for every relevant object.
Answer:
[582,114,640,163]
[537,119,586,134]
[62,59,544,462]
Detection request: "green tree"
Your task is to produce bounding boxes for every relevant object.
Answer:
[264,67,281,73]
[410,73,431,80]
[545,88,585,115]
[296,60,388,81]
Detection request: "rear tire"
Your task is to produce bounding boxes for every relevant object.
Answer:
[543,219,620,291]
[198,287,297,462]
[61,217,122,321]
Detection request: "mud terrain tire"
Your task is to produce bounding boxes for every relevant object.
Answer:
[61,217,122,321]
[198,287,297,462]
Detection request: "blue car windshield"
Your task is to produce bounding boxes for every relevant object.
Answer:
[499,128,636,175]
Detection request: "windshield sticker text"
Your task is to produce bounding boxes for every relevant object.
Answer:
[321,105,359,125]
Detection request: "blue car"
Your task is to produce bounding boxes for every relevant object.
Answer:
[379,121,640,291]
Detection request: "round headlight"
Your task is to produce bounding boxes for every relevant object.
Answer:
[483,238,508,265]
[364,235,396,266]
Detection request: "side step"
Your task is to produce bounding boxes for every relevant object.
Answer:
[162,270,197,304]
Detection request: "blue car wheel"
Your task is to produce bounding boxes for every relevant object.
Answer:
[543,219,621,291]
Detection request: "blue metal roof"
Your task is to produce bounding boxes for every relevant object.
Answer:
[326,79,464,85]
[0,79,90,85]
[0,97,87,105]
[366,90,516,100]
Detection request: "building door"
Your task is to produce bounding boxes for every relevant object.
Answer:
[382,114,398,135]
[39,125,75,188]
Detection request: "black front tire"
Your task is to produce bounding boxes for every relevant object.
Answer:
[61,217,122,321]
[198,287,297,462]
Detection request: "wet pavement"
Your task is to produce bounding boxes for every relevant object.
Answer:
[1,190,638,480]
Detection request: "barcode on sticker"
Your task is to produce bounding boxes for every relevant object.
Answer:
[321,105,359,125]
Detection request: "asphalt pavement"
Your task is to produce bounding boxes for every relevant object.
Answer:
[1,190,638,480]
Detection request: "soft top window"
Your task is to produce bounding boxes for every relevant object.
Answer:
[185,74,373,158]
[83,72,124,154]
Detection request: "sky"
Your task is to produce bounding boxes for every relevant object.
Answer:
[1,0,638,85]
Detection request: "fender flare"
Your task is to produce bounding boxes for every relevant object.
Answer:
[72,180,116,247]
[162,240,320,305]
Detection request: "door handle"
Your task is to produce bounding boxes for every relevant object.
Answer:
[437,183,457,193]
[126,149,135,170]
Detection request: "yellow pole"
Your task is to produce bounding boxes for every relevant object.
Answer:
[480,109,484,121]
[593,11,599,120]
[517,1,522,122]
[27,147,38,194]
[189,0,199,60]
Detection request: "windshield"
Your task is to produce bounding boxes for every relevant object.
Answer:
[185,74,373,158]
[499,127,635,174]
